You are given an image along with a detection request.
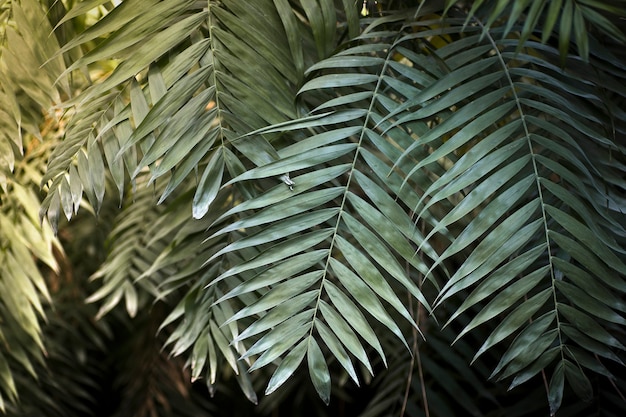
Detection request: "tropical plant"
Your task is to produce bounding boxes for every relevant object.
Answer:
[1,0,626,416]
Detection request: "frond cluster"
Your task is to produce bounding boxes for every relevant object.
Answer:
[0,0,65,409]
[1,0,625,415]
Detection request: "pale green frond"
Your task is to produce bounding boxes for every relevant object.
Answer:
[0,149,61,409]
[41,0,319,228]
[0,0,70,408]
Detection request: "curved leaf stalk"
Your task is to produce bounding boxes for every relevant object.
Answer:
[207,8,444,405]
[405,12,626,415]
[305,23,421,403]
[399,290,429,417]
[401,220,431,417]
[482,19,567,411]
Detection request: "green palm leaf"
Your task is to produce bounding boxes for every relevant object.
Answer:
[200,11,449,402]
[40,0,308,226]
[5,0,625,414]
[197,5,626,411]
[0,0,67,408]
[373,11,626,414]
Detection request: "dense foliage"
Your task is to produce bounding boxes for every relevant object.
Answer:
[1,0,626,415]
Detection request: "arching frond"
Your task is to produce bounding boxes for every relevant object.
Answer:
[348,9,626,415]
[39,0,319,225]
[4,0,626,415]
[197,8,454,403]
[0,0,66,409]
[190,4,626,412]
[0,154,59,410]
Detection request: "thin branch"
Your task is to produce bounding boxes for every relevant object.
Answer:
[401,221,429,417]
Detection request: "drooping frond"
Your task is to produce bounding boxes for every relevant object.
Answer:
[190,7,456,403]
[39,0,333,225]
[87,174,260,402]
[0,150,59,410]
[335,8,626,414]
[0,0,66,409]
[188,4,626,411]
[85,173,189,319]
[7,0,625,415]
[49,0,354,402]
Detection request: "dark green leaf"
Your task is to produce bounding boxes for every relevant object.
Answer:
[265,338,307,395]
[549,361,565,416]
[307,337,331,405]
[193,148,225,219]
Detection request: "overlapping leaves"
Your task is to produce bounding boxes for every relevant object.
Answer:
[370,11,626,415]
[195,12,455,403]
[0,0,66,410]
[450,0,626,61]
[0,158,59,411]
[46,0,361,404]
[198,6,626,410]
[40,0,309,227]
[23,0,626,415]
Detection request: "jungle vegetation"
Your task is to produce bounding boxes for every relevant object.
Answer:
[1,0,626,416]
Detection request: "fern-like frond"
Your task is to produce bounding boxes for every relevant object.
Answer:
[0,163,58,409]
[374,11,626,414]
[85,173,193,319]
[194,8,454,404]
[19,0,626,414]
[0,0,67,409]
[40,0,318,225]
[184,5,626,412]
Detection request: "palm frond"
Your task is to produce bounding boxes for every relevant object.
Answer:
[197,7,451,404]
[40,0,314,225]
[362,9,626,415]
[5,0,625,415]
[85,173,188,319]
[0,0,67,409]
[192,4,626,412]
